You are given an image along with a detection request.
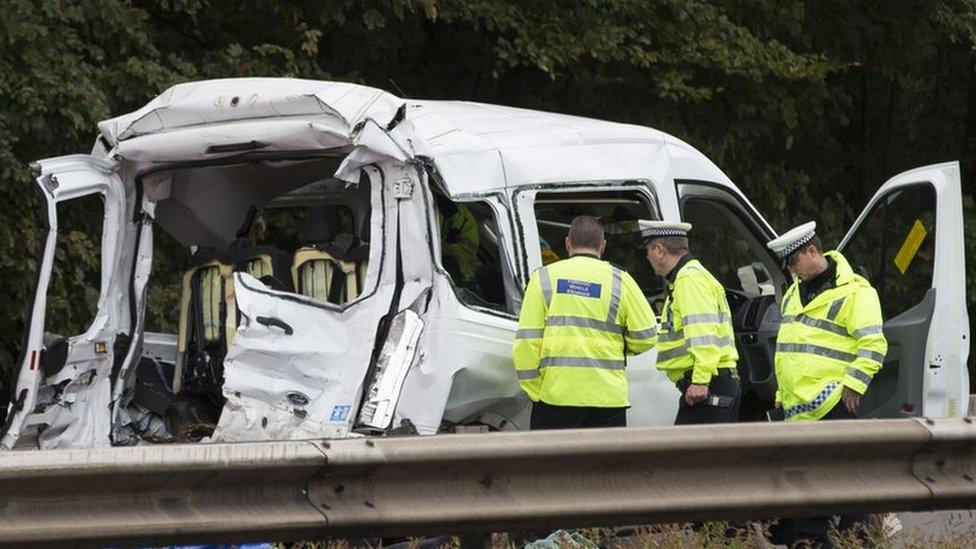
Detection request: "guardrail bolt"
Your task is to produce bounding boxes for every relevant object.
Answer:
[925,418,936,426]
[937,459,946,470]
[963,474,974,482]
[321,441,331,449]
[364,501,375,508]
[926,476,937,483]
[964,417,973,424]
[479,474,494,489]
[366,439,375,447]
[335,485,345,495]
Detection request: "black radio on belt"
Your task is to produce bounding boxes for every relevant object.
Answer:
[706,395,735,408]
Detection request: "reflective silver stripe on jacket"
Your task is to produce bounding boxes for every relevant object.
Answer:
[538,267,552,308]
[626,326,658,340]
[852,325,884,338]
[857,349,886,363]
[686,335,732,347]
[657,335,733,361]
[780,314,848,337]
[845,367,872,385]
[516,369,540,380]
[539,356,626,370]
[547,315,623,335]
[515,328,544,339]
[681,312,731,325]
[827,298,846,321]
[781,291,794,315]
[776,342,856,363]
[659,330,684,343]
[784,382,840,419]
[606,266,622,324]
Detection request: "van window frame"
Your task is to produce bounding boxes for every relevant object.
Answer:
[424,173,524,320]
[136,152,386,316]
[512,180,663,284]
[675,179,790,290]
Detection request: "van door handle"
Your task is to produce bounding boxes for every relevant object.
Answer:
[256,316,293,335]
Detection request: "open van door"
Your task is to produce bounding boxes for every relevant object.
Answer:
[838,162,969,419]
[2,155,127,449]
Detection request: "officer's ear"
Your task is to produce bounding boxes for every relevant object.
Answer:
[598,238,607,256]
[564,235,573,255]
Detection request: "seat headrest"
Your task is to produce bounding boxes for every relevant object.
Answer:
[300,205,343,245]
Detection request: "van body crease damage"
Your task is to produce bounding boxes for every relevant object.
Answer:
[2,77,969,449]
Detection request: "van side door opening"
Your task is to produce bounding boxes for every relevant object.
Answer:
[117,156,392,444]
[677,180,789,421]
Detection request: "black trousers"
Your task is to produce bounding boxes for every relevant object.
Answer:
[530,400,627,430]
[770,403,869,548]
[673,371,741,425]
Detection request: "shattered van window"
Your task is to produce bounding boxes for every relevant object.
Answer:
[45,193,104,338]
[435,195,513,314]
[534,190,664,298]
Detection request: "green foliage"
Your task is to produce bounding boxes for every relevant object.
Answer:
[2,0,975,412]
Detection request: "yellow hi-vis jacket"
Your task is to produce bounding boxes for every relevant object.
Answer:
[513,255,659,407]
[657,257,739,385]
[775,250,888,422]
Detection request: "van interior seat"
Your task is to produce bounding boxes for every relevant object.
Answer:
[292,206,369,304]
[174,247,238,395]
[232,244,295,292]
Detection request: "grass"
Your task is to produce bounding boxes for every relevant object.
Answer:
[275,515,976,548]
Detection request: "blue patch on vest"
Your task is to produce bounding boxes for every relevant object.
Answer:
[556,279,602,298]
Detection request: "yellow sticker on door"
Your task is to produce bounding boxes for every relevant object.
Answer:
[893,219,928,275]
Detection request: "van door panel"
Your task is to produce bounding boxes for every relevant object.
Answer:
[839,162,969,419]
[2,155,127,449]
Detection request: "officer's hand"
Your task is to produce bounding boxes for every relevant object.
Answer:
[842,387,861,416]
[685,384,709,406]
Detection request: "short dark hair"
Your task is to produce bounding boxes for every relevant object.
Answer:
[787,235,824,265]
[568,215,604,249]
[652,235,689,255]
[797,235,824,255]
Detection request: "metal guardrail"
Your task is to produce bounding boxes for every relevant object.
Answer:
[0,418,974,547]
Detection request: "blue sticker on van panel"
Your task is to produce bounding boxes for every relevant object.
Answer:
[330,405,351,422]
[556,279,602,298]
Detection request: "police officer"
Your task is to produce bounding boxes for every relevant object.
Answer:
[640,221,741,425]
[767,221,888,547]
[513,215,659,430]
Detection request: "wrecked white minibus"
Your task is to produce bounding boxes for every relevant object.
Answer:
[3,78,969,449]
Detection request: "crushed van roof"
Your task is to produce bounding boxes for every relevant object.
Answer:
[98,78,733,194]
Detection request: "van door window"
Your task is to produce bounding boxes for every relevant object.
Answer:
[434,194,514,314]
[45,194,105,338]
[532,190,663,298]
[841,184,936,320]
[681,198,776,296]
